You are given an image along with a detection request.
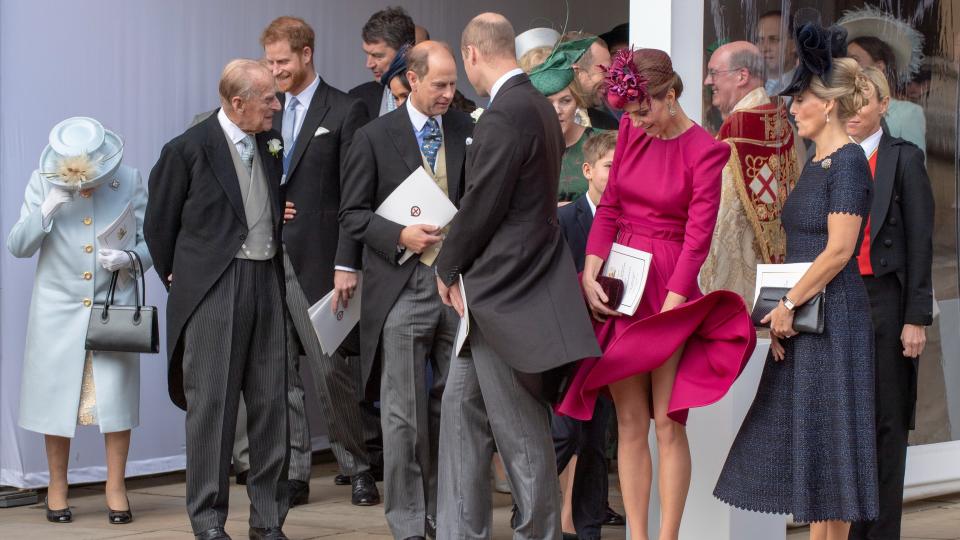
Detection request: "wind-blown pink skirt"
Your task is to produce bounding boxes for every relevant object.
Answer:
[557,220,756,424]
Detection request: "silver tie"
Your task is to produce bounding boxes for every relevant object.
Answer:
[282,96,299,156]
[239,135,255,173]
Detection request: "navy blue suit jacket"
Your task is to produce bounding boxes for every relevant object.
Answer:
[558,195,594,273]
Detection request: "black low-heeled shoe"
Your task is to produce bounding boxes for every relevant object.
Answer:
[107,497,133,524]
[45,497,72,523]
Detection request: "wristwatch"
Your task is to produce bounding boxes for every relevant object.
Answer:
[781,295,797,312]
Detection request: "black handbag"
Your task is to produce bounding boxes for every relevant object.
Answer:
[750,286,825,334]
[85,251,160,353]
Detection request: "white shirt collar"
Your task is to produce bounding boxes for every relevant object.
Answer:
[405,100,442,132]
[217,108,249,145]
[286,75,320,110]
[585,195,597,216]
[859,127,883,158]
[488,68,524,104]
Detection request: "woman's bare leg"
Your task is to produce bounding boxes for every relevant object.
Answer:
[650,346,689,540]
[609,373,653,540]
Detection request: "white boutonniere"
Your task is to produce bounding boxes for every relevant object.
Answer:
[267,138,282,158]
[314,126,330,137]
[470,107,484,123]
[465,137,473,146]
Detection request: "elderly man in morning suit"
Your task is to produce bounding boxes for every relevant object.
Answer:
[700,41,800,304]
[434,14,600,539]
[340,41,473,540]
[145,60,289,540]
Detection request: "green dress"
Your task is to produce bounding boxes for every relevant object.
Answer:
[559,127,610,202]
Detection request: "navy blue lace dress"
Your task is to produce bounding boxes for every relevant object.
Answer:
[713,143,879,522]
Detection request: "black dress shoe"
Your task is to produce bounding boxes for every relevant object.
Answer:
[249,526,287,539]
[287,479,309,507]
[236,470,249,485]
[195,527,231,540]
[351,472,381,506]
[403,537,425,540]
[45,497,72,523]
[107,497,133,524]
[561,533,579,540]
[603,505,626,526]
[334,473,351,486]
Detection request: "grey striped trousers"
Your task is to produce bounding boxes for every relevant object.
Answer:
[233,254,372,480]
[182,258,289,532]
[380,262,457,538]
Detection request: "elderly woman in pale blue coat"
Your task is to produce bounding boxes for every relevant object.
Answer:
[7,122,151,524]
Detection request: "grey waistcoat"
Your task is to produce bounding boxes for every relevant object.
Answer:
[225,135,276,260]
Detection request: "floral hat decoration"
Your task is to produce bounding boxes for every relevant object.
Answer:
[603,47,649,110]
[778,22,848,96]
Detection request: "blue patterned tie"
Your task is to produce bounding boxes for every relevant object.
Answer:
[420,118,442,171]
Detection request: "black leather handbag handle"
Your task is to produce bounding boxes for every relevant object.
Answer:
[100,251,146,321]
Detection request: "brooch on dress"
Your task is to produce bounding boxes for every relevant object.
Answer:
[110,177,121,190]
[820,158,832,170]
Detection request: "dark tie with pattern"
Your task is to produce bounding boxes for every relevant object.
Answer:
[420,118,442,171]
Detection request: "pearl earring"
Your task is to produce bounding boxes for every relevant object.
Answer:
[825,113,830,124]
[669,105,677,117]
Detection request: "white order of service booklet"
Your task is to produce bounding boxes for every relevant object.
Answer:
[375,166,458,265]
[601,243,652,316]
[752,262,814,307]
[308,274,363,356]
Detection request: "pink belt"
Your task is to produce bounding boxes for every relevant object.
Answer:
[615,217,685,244]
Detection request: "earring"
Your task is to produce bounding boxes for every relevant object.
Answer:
[668,104,677,117]
[825,113,830,124]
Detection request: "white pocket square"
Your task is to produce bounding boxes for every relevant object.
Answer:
[314,126,330,137]
[465,137,473,146]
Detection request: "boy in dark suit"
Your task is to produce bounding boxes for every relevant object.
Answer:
[554,130,625,540]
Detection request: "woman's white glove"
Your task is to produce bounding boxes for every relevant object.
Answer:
[40,186,74,220]
[97,249,131,272]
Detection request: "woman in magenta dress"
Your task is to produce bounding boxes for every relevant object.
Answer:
[557,48,756,538]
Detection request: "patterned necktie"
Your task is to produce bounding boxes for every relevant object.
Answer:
[420,118,442,171]
[239,135,255,173]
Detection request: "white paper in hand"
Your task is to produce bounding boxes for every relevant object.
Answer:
[308,275,362,356]
[602,243,652,316]
[453,275,469,356]
[753,263,813,307]
[375,166,457,264]
[97,201,135,250]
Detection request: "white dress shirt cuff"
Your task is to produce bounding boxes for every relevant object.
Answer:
[334,266,358,273]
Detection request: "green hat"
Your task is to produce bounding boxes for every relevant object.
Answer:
[529,37,597,96]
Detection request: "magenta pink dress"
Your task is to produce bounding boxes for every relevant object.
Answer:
[557,118,757,424]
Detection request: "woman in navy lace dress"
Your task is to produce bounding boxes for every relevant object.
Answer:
[715,24,879,540]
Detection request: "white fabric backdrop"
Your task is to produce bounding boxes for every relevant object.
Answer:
[0,0,627,489]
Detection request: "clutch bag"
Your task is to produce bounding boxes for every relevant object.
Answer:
[750,286,824,334]
[595,275,625,310]
[85,251,160,354]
